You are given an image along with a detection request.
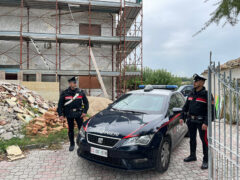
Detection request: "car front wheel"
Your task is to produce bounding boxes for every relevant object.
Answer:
[156,137,171,173]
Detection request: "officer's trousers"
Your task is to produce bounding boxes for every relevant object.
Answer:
[67,117,83,146]
[188,122,208,162]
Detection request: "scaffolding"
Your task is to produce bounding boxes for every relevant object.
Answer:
[0,0,143,99]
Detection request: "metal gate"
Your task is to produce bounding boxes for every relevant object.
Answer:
[208,55,240,179]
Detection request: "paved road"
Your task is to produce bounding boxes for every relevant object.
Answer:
[0,135,208,180]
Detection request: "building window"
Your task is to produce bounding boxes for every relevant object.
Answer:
[23,74,36,81]
[42,75,56,82]
[79,24,101,48]
[0,65,19,80]
[6,73,17,80]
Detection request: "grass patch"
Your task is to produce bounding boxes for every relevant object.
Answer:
[0,128,70,155]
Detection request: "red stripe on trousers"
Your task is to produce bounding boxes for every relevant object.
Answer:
[204,130,208,146]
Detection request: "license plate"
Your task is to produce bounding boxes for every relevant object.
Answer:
[90,147,108,157]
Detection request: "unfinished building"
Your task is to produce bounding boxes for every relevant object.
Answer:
[0,0,143,100]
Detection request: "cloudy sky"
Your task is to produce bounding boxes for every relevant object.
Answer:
[143,0,240,77]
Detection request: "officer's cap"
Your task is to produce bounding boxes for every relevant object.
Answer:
[193,74,206,82]
[68,76,77,83]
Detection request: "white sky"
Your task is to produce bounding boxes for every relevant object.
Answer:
[143,0,240,77]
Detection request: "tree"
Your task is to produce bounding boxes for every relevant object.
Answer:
[194,0,240,35]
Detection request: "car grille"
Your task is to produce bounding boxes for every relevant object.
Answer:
[87,133,120,148]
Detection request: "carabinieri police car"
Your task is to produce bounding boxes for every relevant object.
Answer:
[77,85,188,172]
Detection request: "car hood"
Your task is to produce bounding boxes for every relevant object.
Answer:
[86,109,166,138]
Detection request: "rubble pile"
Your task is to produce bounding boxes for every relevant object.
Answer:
[0,82,113,138]
[0,82,54,140]
[26,108,68,136]
[26,96,113,136]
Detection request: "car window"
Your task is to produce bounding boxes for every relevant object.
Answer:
[177,86,185,92]
[175,93,185,107]
[185,86,193,91]
[168,94,178,115]
[112,94,167,114]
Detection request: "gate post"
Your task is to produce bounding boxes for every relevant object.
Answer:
[208,65,213,179]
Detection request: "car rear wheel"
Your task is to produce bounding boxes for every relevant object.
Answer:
[156,137,171,173]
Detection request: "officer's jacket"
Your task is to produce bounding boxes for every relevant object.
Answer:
[57,87,89,117]
[180,87,214,125]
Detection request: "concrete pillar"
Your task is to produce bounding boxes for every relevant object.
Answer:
[0,71,5,80]
[36,72,42,82]
[17,71,23,81]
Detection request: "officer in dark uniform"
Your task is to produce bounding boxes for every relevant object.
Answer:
[57,77,89,151]
[179,74,214,169]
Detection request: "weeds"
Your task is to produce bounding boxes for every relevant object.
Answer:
[0,128,69,154]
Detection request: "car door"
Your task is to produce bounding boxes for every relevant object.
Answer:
[167,93,181,147]
[175,92,188,137]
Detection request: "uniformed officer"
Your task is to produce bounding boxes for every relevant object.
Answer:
[57,77,89,151]
[179,74,214,169]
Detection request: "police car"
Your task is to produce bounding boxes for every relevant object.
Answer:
[77,85,188,172]
[177,85,194,97]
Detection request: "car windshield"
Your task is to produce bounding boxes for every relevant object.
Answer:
[112,93,167,114]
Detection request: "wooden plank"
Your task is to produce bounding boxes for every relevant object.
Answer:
[89,47,109,98]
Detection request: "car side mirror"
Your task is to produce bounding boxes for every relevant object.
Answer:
[172,107,182,113]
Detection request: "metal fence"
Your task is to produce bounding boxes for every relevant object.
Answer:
[208,56,240,179]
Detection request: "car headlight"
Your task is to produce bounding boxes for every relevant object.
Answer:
[121,134,154,146]
[79,126,86,138]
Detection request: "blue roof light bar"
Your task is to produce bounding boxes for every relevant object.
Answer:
[139,85,178,90]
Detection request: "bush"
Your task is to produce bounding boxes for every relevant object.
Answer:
[126,67,182,89]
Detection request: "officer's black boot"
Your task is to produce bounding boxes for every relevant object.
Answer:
[69,143,75,151]
[184,154,197,162]
[201,161,208,169]
[68,130,75,152]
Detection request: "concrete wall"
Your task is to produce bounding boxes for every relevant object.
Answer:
[0,80,59,101]
[21,81,60,102]
[0,7,117,99]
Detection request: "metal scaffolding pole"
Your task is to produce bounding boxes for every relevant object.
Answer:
[88,1,92,96]
[123,0,127,93]
[55,0,59,82]
[20,0,24,70]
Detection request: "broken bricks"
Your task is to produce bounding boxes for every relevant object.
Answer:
[26,108,68,136]
[0,82,55,140]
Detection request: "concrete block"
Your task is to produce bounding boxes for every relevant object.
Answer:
[0,71,5,80]
[17,71,23,81]
[36,72,42,82]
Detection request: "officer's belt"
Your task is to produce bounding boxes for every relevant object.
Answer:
[71,108,82,112]
[190,115,197,120]
[189,115,204,124]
